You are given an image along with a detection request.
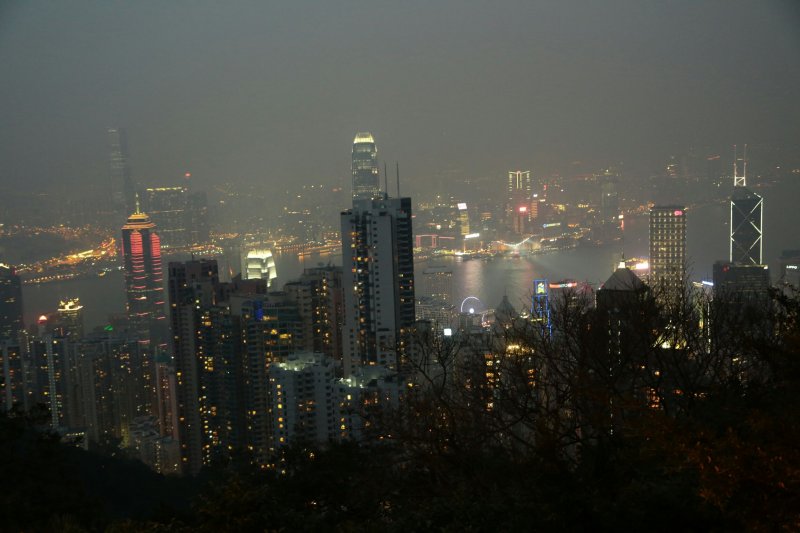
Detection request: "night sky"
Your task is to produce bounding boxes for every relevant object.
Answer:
[1,1,798,194]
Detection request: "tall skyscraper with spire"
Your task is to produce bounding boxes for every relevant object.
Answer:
[351,132,380,201]
[712,145,770,306]
[729,145,763,265]
[121,197,166,338]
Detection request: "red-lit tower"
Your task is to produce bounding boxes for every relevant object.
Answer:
[121,199,166,339]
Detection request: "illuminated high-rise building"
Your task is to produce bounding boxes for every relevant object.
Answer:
[351,132,380,201]
[341,196,415,377]
[649,205,686,303]
[0,341,25,412]
[62,332,147,446]
[507,170,532,233]
[28,334,68,428]
[508,170,532,199]
[729,146,763,266]
[170,260,303,473]
[54,298,84,339]
[244,248,278,287]
[0,264,23,343]
[457,202,470,236]
[283,266,345,361]
[269,353,337,448]
[730,188,763,265]
[168,259,223,475]
[121,200,166,338]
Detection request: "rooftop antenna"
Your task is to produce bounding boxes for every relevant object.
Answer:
[383,162,389,199]
[134,192,141,214]
[396,162,400,197]
[743,143,748,183]
[733,144,746,187]
[620,206,625,261]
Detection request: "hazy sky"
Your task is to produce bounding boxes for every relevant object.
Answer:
[1,1,798,194]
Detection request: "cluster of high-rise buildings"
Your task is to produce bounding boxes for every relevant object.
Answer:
[0,288,173,466]
[159,132,417,473]
[645,146,770,308]
[108,128,210,249]
[0,119,792,484]
[1,131,418,475]
[1,132,795,478]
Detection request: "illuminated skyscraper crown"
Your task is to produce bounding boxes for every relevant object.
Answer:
[352,132,380,201]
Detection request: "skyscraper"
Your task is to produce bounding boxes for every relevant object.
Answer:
[730,188,763,265]
[140,187,211,249]
[508,170,532,200]
[0,264,23,343]
[141,187,190,249]
[713,261,770,301]
[187,191,211,246]
[170,260,301,473]
[507,170,532,233]
[121,201,166,339]
[351,132,380,201]
[109,127,136,216]
[243,248,278,287]
[0,341,25,411]
[168,259,223,475]
[340,196,415,377]
[53,298,84,339]
[28,334,68,428]
[282,266,345,361]
[594,267,658,434]
[598,178,620,241]
[457,202,470,236]
[421,265,453,304]
[649,205,686,303]
[269,353,337,448]
[729,148,763,265]
[600,179,619,222]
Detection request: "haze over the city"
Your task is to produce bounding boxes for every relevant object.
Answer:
[3,3,800,530]
[1,0,799,195]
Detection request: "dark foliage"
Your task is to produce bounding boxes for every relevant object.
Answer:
[0,407,194,531]
[4,288,799,531]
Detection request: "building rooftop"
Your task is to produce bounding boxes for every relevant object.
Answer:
[353,132,375,144]
[122,211,155,230]
[601,267,646,292]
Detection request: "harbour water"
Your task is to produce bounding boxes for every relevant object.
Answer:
[22,178,799,329]
[21,250,344,330]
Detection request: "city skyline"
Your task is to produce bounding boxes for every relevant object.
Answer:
[1,4,800,528]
